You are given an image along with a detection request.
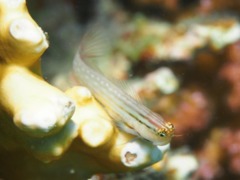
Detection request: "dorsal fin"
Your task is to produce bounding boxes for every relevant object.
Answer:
[76,23,143,103]
[114,79,143,103]
[78,23,111,74]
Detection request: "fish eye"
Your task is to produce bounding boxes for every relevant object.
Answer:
[159,132,166,137]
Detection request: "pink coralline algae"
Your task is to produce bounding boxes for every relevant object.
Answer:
[195,129,223,180]
[219,41,240,112]
[154,87,212,144]
[195,128,240,179]
[221,129,240,174]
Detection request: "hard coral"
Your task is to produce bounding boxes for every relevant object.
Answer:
[0,0,48,66]
[0,0,168,179]
[115,15,240,62]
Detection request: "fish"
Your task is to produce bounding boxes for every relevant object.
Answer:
[72,28,174,146]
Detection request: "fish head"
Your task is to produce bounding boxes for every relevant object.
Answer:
[154,122,174,145]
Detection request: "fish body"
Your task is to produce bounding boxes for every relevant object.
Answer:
[73,31,174,146]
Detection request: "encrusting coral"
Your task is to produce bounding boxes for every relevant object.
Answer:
[0,0,168,179]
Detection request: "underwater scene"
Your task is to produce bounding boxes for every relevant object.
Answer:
[1,0,240,179]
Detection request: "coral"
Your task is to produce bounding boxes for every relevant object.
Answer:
[198,0,240,14]
[0,65,75,137]
[0,0,48,66]
[81,1,240,179]
[165,148,199,180]
[155,87,212,146]
[144,67,179,95]
[221,128,240,175]
[115,15,240,62]
[0,0,168,179]
[219,41,240,112]
[193,129,223,179]
[127,67,211,145]
[15,0,240,179]
[195,128,240,179]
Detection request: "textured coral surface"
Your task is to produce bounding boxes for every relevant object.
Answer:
[2,0,240,179]
[0,1,168,179]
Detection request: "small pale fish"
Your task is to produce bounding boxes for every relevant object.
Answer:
[73,27,174,146]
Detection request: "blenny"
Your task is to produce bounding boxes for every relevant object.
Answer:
[73,29,174,146]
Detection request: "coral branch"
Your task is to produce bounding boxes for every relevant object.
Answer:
[0,0,170,178]
[0,0,48,66]
[0,65,75,137]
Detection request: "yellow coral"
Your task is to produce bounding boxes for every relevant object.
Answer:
[0,0,48,66]
[0,0,168,179]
